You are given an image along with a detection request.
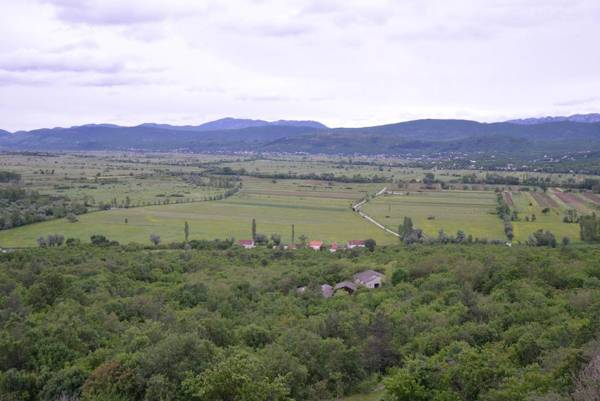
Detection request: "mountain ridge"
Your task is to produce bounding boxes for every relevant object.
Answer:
[2,117,600,156]
[507,113,600,125]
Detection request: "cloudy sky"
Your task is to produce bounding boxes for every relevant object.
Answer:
[1,0,600,131]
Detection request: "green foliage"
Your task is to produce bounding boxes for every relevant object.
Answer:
[580,213,600,242]
[527,229,557,247]
[0,171,21,183]
[365,239,376,252]
[0,186,87,231]
[182,351,290,401]
[1,244,600,400]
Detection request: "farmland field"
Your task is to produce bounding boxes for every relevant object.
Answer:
[0,177,394,247]
[0,153,227,205]
[361,190,506,240]
[2,152,600,247]
[509,191,580,242]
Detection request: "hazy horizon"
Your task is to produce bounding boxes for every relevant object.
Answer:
[2,0,600,131]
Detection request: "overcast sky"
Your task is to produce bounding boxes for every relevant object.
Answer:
[1,0,600,131]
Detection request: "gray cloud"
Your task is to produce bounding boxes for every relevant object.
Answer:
[555,97,600,107]
[0,57,123,73]
[1,0,599,131]
[41,0,168,25]
[252,22,313,37]
[235,95,292,102]
[78,76,161,87]
[0,73,51,87]
[388,24,494,42]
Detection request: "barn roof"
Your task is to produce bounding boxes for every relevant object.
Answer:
[354,270,384,283]
[334,281,357,291]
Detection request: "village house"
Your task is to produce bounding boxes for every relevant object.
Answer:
[346,240,365,249]
[238,239,255,249]
[329,242,338,253]
[354,270,384,288]
[308,240,323,251]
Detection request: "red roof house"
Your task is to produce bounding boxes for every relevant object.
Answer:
[308,240,323,250]
[238,239,256,249]
[346,240,365,249]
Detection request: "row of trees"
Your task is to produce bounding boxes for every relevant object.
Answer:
[496,193,514,241]
[0,170,21,183]
[0,187,88,231]
[212,166,389,183]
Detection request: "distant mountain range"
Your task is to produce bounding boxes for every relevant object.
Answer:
[507,113,600,125]
[1,115,600,156]
[135,118,327,132]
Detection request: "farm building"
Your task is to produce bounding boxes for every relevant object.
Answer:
[347,240,365,249]
[329,242,338,253]
[309,240,323,250]
[334,281,358,294]
[321,284,334,298]
[354,270,384,288]
[296,284,334,298]
[238,239,255,249]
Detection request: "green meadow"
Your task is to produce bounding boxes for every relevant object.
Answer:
[0,185,395,248]
[361,190,505,241]
[510,191,580,242]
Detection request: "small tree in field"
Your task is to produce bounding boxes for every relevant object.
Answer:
[270,234,281,246]
[364,238,376,252]
[150,234,161,246]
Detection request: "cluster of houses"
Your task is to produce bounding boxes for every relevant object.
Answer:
[238,239,366,251]
[297,269,385,298]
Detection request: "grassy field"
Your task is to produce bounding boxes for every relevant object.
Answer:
[510,191,581,242]
[2,152,598,247]
[226,156,599,185]
[361,189,589,243]
[362,190,505,240]
[0,178,395,247]
[0,153,227,205]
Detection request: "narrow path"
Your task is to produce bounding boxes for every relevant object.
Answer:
[353,187,401,238]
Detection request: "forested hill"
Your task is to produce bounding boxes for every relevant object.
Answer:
[262,120,600,155]
[1,244,599,400]
[1,118,600,156]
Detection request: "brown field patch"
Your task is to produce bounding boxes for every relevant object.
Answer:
[553,190,588,210]
[531,192,559,208]
[582,192,600,205]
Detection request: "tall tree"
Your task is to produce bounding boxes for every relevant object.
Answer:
[399,216,413,238]
[291,224,295,246]
[252,219,257,241]
[184,221,190,242]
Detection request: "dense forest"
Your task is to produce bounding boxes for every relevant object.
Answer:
[1,243,600,400]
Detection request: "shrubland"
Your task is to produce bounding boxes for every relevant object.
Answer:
[1,243,600,400]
